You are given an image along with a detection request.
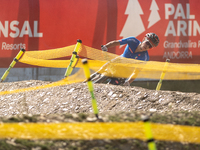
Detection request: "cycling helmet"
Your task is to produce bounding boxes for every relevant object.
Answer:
[145,33,159,47]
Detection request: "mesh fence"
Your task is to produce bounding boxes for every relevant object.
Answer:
[0,43,200,96]
[19,43,200,80]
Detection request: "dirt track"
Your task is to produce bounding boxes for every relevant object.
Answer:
[0,80,200,117]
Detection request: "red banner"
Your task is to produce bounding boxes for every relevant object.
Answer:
[0,0,200,67]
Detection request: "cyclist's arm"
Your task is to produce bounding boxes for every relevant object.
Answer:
[104,40,120,48]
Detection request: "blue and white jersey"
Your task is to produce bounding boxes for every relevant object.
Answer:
[119,37,149,61]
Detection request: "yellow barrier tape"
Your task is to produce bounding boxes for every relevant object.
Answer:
[18,44,200,80]
[0,122,200,144]
[0,69,85,96]
[2,43,198,95]
[19,55,107,71]
[24,45,76,60]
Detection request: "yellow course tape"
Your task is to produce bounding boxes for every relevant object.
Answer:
[0,69,86,96]
[18,44,200,80]
[0,122,200,144]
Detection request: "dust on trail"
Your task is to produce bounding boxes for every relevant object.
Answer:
[0,80,200,117]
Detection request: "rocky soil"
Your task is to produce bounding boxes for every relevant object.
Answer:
[0,80,200,117]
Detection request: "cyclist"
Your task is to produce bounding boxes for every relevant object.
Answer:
[100,33,160,86]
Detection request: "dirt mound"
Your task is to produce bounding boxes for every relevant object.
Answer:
[0,80,200,117]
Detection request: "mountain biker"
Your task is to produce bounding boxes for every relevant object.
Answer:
[100,33,160,86]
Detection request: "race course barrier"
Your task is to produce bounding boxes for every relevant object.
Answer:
[1,43,200,95]
[0,122,200,144]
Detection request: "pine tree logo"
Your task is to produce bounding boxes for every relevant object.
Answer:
[148,0,160,28]
[120,0,160,39]
[120,0,145,39]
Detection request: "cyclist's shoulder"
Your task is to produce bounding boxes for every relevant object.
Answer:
[125,37,140,42]
[123,36,137,40]
[119,37,140,45]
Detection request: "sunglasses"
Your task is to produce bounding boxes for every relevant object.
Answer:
[144,40,153,49]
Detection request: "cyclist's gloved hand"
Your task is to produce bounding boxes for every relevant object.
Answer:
[101,45,108,51]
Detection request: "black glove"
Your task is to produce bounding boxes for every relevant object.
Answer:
[101,45,108,51]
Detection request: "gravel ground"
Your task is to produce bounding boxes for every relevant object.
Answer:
[0,80,200,117]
